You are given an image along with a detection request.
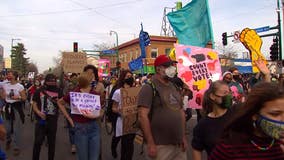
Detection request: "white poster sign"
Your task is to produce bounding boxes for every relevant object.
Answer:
[70,92,101,116]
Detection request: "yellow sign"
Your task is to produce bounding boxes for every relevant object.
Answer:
[239,28,267,73]
[61,52,87,73]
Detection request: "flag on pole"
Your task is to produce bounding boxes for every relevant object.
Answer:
[139,23,150,58]
[167,0,214,48]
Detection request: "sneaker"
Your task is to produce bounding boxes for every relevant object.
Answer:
[71,145,76,154]
[13,148,20,156]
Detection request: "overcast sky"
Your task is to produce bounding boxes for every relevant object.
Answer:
[0,0,280,72]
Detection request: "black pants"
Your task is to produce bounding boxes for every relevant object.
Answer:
[32,115,58,160]
[120,134,135,160]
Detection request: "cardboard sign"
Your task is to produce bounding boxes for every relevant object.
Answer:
[239,28,267,73]
[70,92,101,116]
[62,52,87,73]
[175,44,222,109]
[121,87,141,135]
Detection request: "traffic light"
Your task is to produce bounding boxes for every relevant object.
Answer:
[73,42,78,52]
[222,32,227,46]
[270,37,279,61]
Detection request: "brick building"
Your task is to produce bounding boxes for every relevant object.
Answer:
[100,35,177,74]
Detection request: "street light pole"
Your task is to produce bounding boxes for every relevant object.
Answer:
[11,38,21,54]
[11,38,21,68]
[110,31,119,62]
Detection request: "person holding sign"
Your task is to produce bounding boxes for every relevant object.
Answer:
[57,72,102,160]
[137,55,188,160]
[111,69,136,160]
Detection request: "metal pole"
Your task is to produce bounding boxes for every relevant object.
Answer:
[110,31,119,62]
[11,38,21,68]
[277,0,282,60]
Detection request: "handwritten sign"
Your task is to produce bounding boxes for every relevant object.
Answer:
[70,92,101,116]
[62,52,87,73]
[175,44,222,109]
[121,87,141,135]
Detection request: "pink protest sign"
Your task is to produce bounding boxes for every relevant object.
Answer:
[175,44,222,109]
[98,59,110,77]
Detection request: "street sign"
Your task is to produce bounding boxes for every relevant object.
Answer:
[102,49,116,54]
[234,31,240,40]
[254,26,270,33]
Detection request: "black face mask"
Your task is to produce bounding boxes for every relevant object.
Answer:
[233,75,241,81]
[124,77,134,86]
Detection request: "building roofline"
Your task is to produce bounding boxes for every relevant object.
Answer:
[114,35,177,50]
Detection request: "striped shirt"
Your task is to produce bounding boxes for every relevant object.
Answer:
[209,137,284,160]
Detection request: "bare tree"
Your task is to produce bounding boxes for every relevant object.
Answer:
[27,62,39,75]
[215,42,240,59]
[93,42,113,51]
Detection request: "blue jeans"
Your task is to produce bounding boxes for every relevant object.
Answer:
[74,120,100,160]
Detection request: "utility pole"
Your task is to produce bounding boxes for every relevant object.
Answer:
[277,0,282,60]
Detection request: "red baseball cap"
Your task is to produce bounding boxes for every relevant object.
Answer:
[154,55,177,67]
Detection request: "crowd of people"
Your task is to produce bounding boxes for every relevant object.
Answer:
[0,54,282,160]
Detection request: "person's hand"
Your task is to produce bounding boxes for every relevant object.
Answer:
[38,112,46,120]
[81,110,99,119]
[147,143,157,158]
[181,136,188,152]
[67,117,75,128]
[11,95,21,100]
[254,58,270,75]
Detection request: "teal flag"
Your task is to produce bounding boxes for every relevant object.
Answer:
[167,0,213,48]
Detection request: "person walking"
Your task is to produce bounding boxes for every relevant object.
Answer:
[138,55,188,160]
[1,71,26,156]
[110,69,136,160]
[32,73,63,160]
[209,82,284,159]
[57,72,102,160]
[191,80,233,160]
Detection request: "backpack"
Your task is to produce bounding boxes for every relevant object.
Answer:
[105,84,119,123]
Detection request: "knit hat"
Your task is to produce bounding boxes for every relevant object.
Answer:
[222,71,233,79]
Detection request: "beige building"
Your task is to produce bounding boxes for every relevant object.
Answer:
[4,57,11,69]
[100,35,177,74]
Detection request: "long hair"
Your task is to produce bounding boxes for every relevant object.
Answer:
[202,80,228,115]
[83,64,99,82]
[116,69,132,89]
[221,82,284,143]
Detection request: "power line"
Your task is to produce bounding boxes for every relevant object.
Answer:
[67,0,138,30]
[0,0,142,18]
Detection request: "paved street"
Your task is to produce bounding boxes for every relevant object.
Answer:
[1,107,206,160]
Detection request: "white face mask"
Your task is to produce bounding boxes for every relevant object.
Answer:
[165,66,177,78]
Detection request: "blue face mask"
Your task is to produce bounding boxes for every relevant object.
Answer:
[257,114,284,140]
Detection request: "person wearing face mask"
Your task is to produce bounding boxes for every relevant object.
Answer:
[227,67,245,104]
[32,73,63,160]
[138,55,188,160]
[209,82,284,159]
[110,70,136,160]
[191,80,233,160]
